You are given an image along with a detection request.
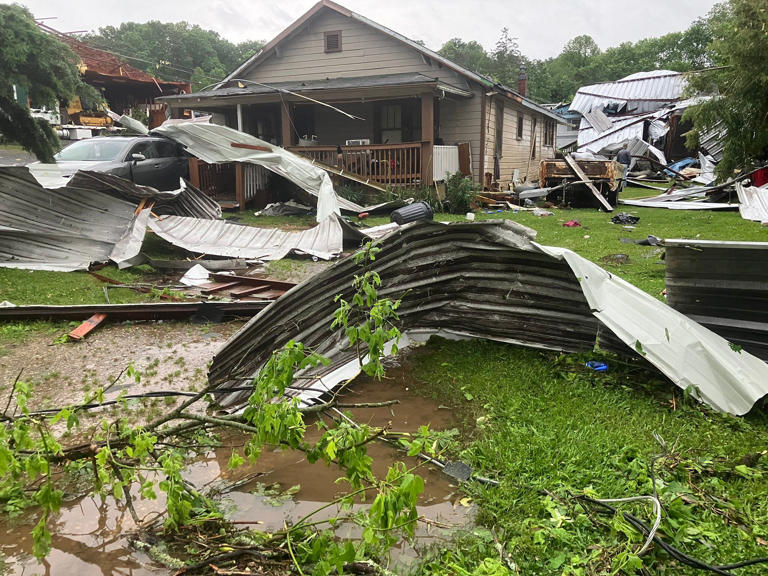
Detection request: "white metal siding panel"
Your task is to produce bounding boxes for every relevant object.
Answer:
[433,145,460,181]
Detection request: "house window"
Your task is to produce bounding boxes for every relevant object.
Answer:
[517,113,524,139]
[324,30,342,53]
[495,101,504,155]
[544,119,555,147]
[531,117,538,159]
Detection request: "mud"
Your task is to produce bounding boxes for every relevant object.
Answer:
[0,328,472,575]
[0,321,242,414]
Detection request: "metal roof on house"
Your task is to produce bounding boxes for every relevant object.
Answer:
[570,70,688,115]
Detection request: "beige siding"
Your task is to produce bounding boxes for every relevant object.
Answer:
[244,10,465,86]
[438,85,484,183]
[484,96,556,188]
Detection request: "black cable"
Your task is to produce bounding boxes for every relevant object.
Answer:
[576,496,768,573]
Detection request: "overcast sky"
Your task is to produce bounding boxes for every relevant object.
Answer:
[20,0,719,60]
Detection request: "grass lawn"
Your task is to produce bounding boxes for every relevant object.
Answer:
[1,185,766,574]
[410,338,768,575]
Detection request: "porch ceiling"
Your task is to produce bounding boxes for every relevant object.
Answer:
[159,73,473,108]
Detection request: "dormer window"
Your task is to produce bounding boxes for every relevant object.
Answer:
[324,30,342,53]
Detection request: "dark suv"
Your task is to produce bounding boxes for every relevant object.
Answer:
[29,136,189,190]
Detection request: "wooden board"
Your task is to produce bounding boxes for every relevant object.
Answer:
[68,313,108,340]
[210,273,296,292]
[200,281,242,295]
[564,155,614,212]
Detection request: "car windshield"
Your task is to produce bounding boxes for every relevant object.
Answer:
[55,140,129,162]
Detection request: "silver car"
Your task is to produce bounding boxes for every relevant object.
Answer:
[29,136,189,190]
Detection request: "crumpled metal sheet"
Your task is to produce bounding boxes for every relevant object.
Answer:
[736,182,768,224]
[67,171,223,220]
[153,123,339,222]
[148,213,361,261]
[210,220,768,415]
[665,239,768,362]
[0,167,146,271]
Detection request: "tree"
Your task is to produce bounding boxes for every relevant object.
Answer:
[82,22,264,91]
[438,38,493,77]
[685,0,768,177]
[0,4,85,161]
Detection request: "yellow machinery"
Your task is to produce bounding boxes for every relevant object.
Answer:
[66,96,113,128]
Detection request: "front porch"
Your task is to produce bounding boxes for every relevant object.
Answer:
[162,76,477,190]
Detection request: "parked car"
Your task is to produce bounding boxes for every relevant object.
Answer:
[28,136,189,190]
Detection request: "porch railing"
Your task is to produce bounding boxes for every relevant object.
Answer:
[287,142,428,188]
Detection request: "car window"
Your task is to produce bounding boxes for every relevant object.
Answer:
[155,141,180,158]
[55,140,128,161]
[128,141,159,160]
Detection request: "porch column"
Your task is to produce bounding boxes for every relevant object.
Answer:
[236,104,243,132]
[421,93,434,185]
[281,103,293,147]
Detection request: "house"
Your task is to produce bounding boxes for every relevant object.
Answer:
[159,0,561,190]
[40,23,190,128]
[568,70,713,163]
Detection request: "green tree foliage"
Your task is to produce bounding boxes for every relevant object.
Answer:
[438,13,717,104]
[0,4,85,161]
[685,0,768,177]
[82,22,264,91]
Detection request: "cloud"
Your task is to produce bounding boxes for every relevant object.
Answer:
[23,0,718,59]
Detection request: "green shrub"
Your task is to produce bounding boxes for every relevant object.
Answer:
[445,171,475,214]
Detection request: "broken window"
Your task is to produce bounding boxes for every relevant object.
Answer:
[531,117,538,159]
[495,101,504,155]
[517,112,524,140]
[324,30,342,53]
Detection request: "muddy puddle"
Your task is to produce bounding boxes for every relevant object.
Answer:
[0,331,472,575]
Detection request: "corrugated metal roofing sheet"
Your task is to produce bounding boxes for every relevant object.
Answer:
[148,213,358,261]
[736,182,768,224]
[570,70,687,115]
[0,167,145,271]
[666,239,768,361]
[210,219,768,415]
[153,123,340,222]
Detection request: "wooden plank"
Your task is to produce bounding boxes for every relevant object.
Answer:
[458,142,471,176]
[564,155,614,212]
[68,313,108,341]
[200,281,242,295]
[231,142,272,152]
[229,285,270,297]
[210,273,296,292]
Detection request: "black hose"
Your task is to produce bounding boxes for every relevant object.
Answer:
[576,496,768,573]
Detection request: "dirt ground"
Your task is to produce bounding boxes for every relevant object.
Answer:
[0,320,244,415]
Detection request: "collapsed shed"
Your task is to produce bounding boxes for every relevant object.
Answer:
[210,219,768,416]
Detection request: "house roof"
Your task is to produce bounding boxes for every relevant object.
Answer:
[164,72,472,103]
[569,70,687,115]
[39,23,189,92]
[219,0,562,122]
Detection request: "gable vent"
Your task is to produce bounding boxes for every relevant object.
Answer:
[324,30,342,53]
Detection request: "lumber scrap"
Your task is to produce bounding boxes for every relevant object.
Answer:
[210,273,296,292]
[304,157,388,193]
[68,313,108,340]
[564,155,613,212]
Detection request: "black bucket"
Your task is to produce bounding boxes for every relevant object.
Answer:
[390,201,434,225]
